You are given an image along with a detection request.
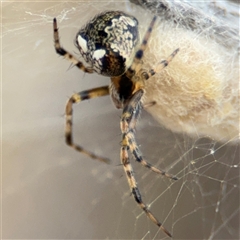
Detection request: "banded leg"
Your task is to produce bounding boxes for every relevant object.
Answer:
[121,90,178,180]
[126,15,179,81]
[66,86,110,163]
[121,145,172,237]
[144,48,180,80]
[120,90,177,237]
[53,18,93,73]
[143,100,156,109]
[128,16,157,75]
[127,131,178,180]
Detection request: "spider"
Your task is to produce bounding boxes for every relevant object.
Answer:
[53,11,179,237]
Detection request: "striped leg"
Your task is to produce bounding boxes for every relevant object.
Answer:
[143,101,156,109]
[144,48,180,80]
[53,18,93,73]
[127,131,178,180]
[121,145,172,237]
[121,90,178,180]
[65,86,110,163]
[120,90,177,237]
[129,16,157,74]
[126,15,179,81]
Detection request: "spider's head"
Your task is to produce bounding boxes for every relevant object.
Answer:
[75,11,139,77]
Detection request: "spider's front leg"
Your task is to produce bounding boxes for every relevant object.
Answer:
[53,18,93,73]
[120,90,176,237]
[65,86,110,163]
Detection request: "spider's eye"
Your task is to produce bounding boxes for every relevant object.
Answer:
[75,11,140,77]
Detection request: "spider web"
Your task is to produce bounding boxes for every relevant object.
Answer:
[2,1,239,240]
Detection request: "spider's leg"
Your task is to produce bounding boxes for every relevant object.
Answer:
[144,48,179,80]
[121,145,172,238]
[121,90,178,180]
[127,131,178,180]
[120,90,174,237]
[128,16,157,74]
[66,86,110,163]
[142,100,156,109]
[53,18,93,73]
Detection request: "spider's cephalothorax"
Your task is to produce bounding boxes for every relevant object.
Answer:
[76,11,139,77]
[53,11,179,238]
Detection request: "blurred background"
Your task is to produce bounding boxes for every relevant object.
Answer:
[2,1,239,239]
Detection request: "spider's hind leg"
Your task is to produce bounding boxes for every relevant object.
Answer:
[127,131,178,180]
[121,145,172,237]
[121,90,178,180]
[65,86,110,163]
[144,48,180,80]
[120,90,177,237]
[142,100,156,109]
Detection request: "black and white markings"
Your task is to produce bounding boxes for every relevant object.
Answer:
[75,11,140,76]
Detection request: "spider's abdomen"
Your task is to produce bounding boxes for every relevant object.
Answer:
[75,11,139,77]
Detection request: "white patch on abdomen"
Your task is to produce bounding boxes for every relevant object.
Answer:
[92,49,106,61]
[77,35,88,53]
